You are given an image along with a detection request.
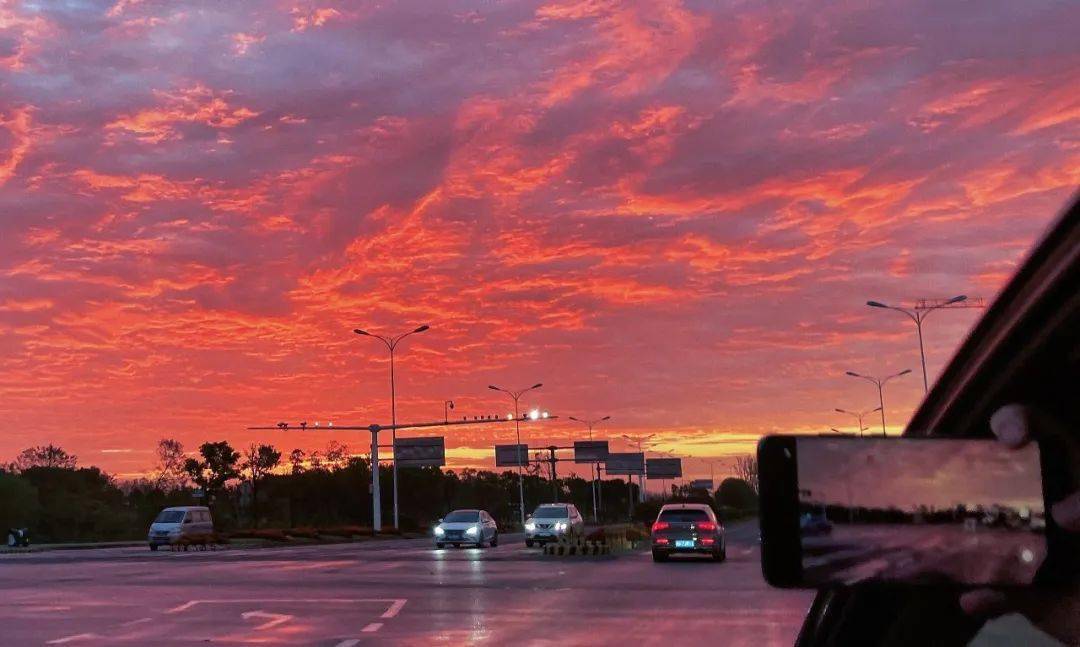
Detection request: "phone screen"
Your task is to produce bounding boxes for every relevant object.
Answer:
[761,437,1048,587]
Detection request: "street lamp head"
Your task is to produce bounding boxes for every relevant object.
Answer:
[835,408,847,414]
[845,371,861,377]
[413,324,430,333]
[488,385,500,391]
[532,383,543,389]
[872,407,883,413]
[866,300,888,308]
[947,295,968,304]
[898,369,912,376]
[601,415,611,421]
[568,416,581,422]
[353,328,370,336]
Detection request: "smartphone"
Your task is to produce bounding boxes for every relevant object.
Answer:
[758,435,1050,588]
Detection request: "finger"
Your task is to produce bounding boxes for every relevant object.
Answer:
[959,589,1009,618]
[1050,491,1080,532]
[989,404,1031,448]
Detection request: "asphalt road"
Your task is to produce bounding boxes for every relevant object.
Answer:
[0,521,812,645]
[802,523,1047,585]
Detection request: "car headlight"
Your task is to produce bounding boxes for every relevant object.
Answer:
[556,521,568,531]
[434,526,444,536]
[524,522,535,531]
[466,526,480,536]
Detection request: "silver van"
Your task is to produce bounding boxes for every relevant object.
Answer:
[147,506,214,550]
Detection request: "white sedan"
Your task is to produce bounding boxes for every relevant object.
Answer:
[433,509,499,548]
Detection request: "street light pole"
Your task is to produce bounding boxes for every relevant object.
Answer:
[569,415,610,523]
[354,324,429,530]
[866,295,966,392]
[490,382,543,529]
[845,370,911,436]
[834,407,882,436]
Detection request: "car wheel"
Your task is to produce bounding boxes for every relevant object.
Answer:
[712,547,725,562]
[525,539,534,548]
[491,533,499,547]
[435,542,444,549]
[652,550,668,562]
[149,544,158,552]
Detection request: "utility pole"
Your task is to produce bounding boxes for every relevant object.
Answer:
[354,325,429,530]
[489,382,543,528]
[845,370,911,436]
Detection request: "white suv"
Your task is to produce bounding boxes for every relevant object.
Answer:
[524,503,585,547]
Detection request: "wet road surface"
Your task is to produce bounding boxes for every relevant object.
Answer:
[0,522,812,645]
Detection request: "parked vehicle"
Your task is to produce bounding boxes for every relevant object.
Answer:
[147,506,214,550]
[651,503,726,562]
[433,509,498,548]
[524,503,585,547]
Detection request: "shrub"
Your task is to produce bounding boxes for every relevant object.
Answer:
[284,527,320,539]
[319,525,372,537]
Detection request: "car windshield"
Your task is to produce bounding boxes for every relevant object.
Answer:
[154,511,184,524]
[443,511,479,523]
[659,509,710,523]
[532,507,569,519]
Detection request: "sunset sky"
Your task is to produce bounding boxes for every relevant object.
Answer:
[1,0,1077,480]
[798,439,1043,511]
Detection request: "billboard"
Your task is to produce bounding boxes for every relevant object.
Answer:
[646,457,682,479]
[690,479,714,491]
[605,452,645,475]
[574,440,609,463]
[495,444,530,467]
[394,436,445,467]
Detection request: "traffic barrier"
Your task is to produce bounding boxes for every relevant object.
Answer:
[542,541,611,556]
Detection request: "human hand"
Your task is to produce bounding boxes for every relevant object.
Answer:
[959,404,1080,644]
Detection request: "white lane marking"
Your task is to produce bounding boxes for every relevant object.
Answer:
[381,599,407,618]
[47,634,100,644]
[362,623,383,633]
[335,640,360,647]
[241,610,293,630]
[279,560,355,572]
[167,600,199,613]
[120,617,152,627]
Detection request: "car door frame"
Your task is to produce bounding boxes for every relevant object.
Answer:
[794,197,1079,646]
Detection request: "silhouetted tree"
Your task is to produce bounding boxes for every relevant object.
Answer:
[288,449,306,475]
[733,456,758,494]
[183,441,240,504]
[717,477,758,511]
[243,444,281,527]
[12,445,77,471]
[153,438,187,490]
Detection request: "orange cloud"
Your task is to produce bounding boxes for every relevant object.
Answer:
[106,85,259,143]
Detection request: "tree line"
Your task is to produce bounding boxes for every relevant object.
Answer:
[1,441,758,543]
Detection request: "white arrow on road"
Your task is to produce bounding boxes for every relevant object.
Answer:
[241,610,293,630]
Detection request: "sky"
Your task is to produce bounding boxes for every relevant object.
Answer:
[798,439,1044,511]
[1,0,1077,480]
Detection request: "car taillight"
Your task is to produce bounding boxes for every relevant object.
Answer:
[654,537,669,544]
[652,521,669,532]
[700,538,715,545]
[696,521,717,532]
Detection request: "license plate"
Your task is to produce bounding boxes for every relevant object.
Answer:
[675,540,695,548]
